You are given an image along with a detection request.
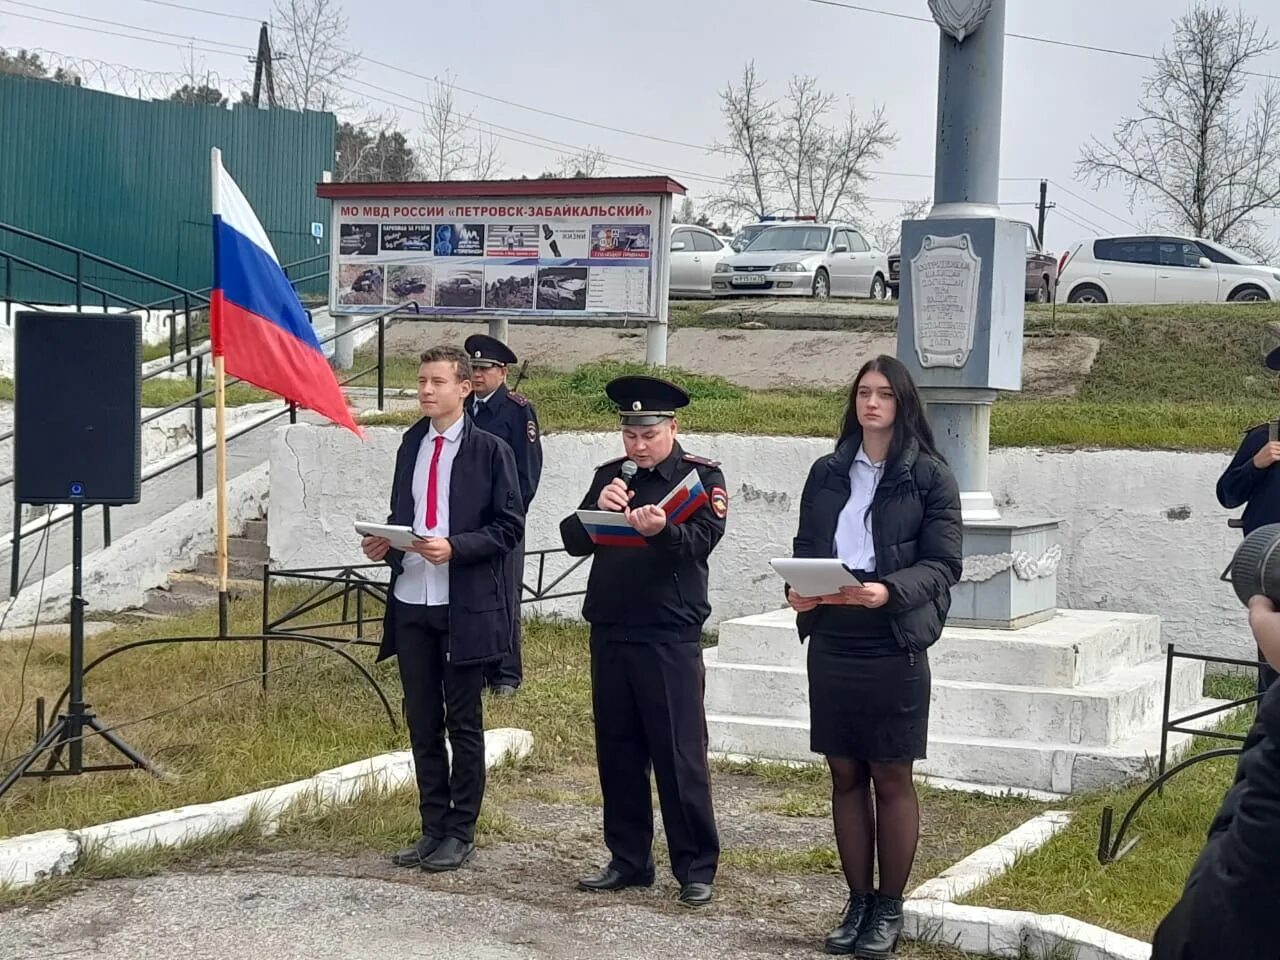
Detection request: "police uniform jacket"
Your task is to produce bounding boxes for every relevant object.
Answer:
[559,443,727,639]
[471,383,543,511]
[1151,680,1280,958]
[1217,421,1280,534]
[375,415,525,665]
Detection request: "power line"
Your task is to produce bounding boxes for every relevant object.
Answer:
[127,0,261,23]
[0,0,247,52]
[13,0,1041,185]
[798,0,1280,82]
[1055,202,1110,235]
[0,5,243,57]
[1048,178,1141,230]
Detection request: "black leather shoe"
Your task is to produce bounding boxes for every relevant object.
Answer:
[576,866,654,892]
[389,835,442,868]
[420,837,475,872]
[854,895,904,959]
[824,892,875,954]
[677,882,713,907]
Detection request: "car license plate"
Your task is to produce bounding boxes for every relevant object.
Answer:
[731,274,767,285]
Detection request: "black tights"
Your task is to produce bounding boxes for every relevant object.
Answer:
[827,756,919,899]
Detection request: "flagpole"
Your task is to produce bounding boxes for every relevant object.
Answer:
[211,147,230,637]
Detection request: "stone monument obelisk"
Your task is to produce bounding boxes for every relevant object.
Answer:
[898,0,1059,628]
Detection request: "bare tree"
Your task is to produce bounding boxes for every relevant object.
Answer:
[710,61,777,220]
[470,123,503,180]
[418,77,472,180]
[774,75,836,218]
[550,146,609,178]
[868,196,931,252]
[806,102,897,222]
[1078,5,1280,259]
[270,0,359,112]
[711,63,895,225]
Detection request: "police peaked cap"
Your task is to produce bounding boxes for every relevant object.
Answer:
[464,333,518,367]
[605,375,690,426]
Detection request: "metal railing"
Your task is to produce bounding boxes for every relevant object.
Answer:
[3,303,407,596]
[1096,644,1260,864]
[1,220,330,366]
[137,252,330,363]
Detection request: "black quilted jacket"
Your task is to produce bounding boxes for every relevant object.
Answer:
[790,435,962,653]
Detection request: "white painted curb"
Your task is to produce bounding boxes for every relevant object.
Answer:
[909,810,1072,902]
[0,727,533,890]
[904,899,1151,960]
[905,809,1151,959]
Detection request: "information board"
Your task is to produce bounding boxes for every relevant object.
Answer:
[328,193,669,318]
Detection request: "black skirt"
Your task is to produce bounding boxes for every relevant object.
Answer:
[806,606,931,762]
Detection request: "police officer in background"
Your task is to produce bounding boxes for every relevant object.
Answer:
[1216,344,1280,692]
[464,333,543,697]
[560,375,728,908]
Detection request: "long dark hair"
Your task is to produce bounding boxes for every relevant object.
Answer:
[837,355,945,467]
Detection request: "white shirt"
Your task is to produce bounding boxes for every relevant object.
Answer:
[393,415,464,606]
[833,445,884,572]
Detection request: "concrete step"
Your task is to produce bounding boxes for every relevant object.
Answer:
[140,572,260,617]
[703,647,1205,747]
[193,553,268,581]
[241,519,269,542]
[707,697,1235,793]
[715,608,1163,686]
[227,535,270,562]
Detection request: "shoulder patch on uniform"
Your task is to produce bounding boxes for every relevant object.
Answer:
[710,485,728,519]
[683,453,721,468]
[595,455,627,469]
[508,391,529,407]
[526,420,539,443]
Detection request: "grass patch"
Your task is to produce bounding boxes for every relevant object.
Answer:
[355,301,1280,451]
[722,844,840,875]
[963,677,1256,940]
[0,594,593,845]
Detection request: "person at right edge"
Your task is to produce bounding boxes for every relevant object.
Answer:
[559,375,726,908]
[1215,345,1280,693]
[1151,593,1280,960]
[788,355,961,958]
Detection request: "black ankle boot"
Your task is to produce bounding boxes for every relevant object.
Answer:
[854,894,904,958]
[824,892,875,955]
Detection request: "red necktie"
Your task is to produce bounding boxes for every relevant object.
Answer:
[425,434,445,530]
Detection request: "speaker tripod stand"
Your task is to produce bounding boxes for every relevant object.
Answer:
[0,505,161,801]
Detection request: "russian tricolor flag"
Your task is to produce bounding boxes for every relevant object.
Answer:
[210,149,362,437]
[661,468,709,525]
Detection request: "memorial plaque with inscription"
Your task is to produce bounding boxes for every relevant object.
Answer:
[910,233,981,368]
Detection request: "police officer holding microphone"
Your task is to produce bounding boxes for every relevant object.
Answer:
[560,375,729,908]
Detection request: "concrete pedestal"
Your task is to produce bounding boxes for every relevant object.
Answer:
[704,608,1224,794]
[955,517,1060,629]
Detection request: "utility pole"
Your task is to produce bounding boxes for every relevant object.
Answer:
[249,22,279,109]
[1036,179,1055,247]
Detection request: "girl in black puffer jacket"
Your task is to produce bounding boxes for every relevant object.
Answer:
[788,354,962,957]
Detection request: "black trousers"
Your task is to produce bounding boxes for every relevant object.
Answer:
[485,537,524,689]
[394,599,486,843]
[590,631,720,885]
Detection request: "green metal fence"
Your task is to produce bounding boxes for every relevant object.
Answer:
[0,73,334,304]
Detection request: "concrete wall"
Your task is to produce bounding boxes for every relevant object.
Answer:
[269,426,1250,660]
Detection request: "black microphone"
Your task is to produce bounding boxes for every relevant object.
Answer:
[620,459,639,489]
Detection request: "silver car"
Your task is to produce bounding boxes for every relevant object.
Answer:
[712,223,889,300]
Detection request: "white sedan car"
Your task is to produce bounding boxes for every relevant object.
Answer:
[668,224,734,298]
[1057,234,1280,303]
[711,223,889,300]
